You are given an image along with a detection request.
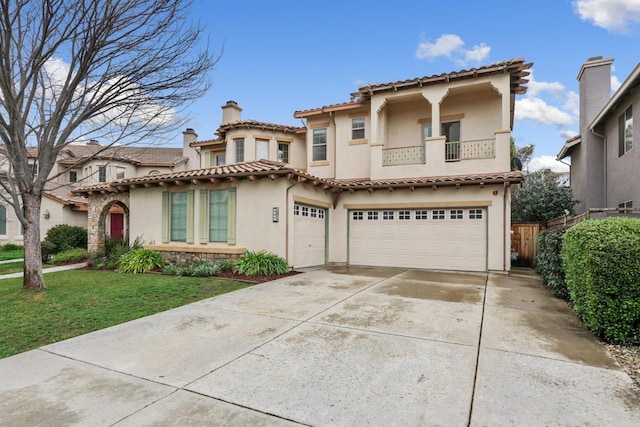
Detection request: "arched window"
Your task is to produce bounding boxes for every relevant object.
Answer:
[0,205,6,235]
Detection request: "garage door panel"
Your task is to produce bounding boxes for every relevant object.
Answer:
[349,208,487,272]
[293,204,326,268]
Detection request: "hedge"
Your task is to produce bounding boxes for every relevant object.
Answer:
[536,230,569,300]
[561,217,640,344]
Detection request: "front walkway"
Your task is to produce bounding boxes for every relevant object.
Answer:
[0,267,638,426]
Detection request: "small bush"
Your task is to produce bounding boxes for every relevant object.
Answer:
[43,224,88,254]
[163,260,227,277]
[0,243,23,252]
[41,240,57,262]
[536,230,569,300]
[117,249,164,274]
[50,248,90,264]
[562,217,640,344]
[234,250,289,276]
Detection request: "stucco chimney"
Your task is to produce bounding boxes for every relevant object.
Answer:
[222,100,242,124]
[182,128,199,170]
[577,56,613,127]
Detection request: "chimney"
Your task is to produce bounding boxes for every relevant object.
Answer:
[577,56,614,127]
[182,128,199,170]
[222,100,242,124]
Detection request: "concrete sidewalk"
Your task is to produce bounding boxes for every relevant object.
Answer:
[0,267,638,426]
[0,261,87,279]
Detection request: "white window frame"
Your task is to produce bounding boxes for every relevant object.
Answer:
[312,128,327,161]
[351,117,365,140]
[235,138,245,163]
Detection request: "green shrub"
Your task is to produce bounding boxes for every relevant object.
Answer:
[0,243,23,252]
[41,240,57,262]
[234,250,289,276]
[50,248,90,264]
[43,224,88,254]
[163,260,227,277]
[92,236,144,270]
[117,248,164,274]
[536,230,569,300]
[562,217,640,344]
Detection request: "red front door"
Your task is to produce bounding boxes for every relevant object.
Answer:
[110,213,124,239]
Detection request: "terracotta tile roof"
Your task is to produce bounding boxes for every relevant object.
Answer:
[294,58,532,117]
[217,120,304,134]
[54,143,188,167]
[358,58,531,96]
[73,160,523,196]
[328,171,524,190]
[43,182,88,206]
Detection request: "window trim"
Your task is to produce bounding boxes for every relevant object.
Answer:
[312,128,327,162]
[351,117,365,140]
[234,138,245,163]
[619,106,633,157]
[278,142,290,163]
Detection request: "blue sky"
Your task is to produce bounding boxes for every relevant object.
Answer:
[179,0,640,172]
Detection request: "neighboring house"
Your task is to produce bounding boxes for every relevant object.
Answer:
[557,56,640,214]
[0,141,190,245]
[76,58,531,273]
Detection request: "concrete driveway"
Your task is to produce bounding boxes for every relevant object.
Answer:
[1,267,639,426]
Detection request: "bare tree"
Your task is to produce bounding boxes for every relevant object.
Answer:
[0,0,217,290]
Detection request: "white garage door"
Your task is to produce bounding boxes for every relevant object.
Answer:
[293,203,327,268]
[349,208,487,272]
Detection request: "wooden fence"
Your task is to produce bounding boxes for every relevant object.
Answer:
[510,223,545,268]
[512,208,640,268]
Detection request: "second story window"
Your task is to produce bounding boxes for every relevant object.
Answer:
[234,138,244,163]
[98,166,107,182]
[619,106,633,156]
[352,118,365,140]
[278,143,289,163]
[312,128,327,161]
[256,139,268,160]
[69,170,77,183]
[215,153,225,166]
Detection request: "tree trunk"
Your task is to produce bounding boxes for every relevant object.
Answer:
[22,193,45,291]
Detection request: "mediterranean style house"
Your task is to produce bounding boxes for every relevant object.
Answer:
[557,56,639,214]
[75,58,531,273]
[0,142,190,245]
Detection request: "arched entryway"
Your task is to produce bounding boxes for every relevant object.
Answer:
[86,191,130,252]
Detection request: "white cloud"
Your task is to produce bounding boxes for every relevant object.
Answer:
[529,156,570,173]
[515,71,577,127]
[560,129,579,140]
[611,75,622,91]
[415,34,490,66]
[515,98,574,126]
[573,0,640,34]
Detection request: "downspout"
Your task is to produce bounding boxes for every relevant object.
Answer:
[590,126,607,206]
[330,111,337,178]
[285,181,299,267]
[503,181,509,272]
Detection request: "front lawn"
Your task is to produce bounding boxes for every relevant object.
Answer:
[0,250,24,261]
[0,270,252,359]
[0,261,55,275]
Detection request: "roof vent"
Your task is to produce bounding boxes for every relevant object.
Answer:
[587,56,603,62]
[87,139,100,145]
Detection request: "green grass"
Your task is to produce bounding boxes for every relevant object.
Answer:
[0,250,24,261]
[0,270,252,359]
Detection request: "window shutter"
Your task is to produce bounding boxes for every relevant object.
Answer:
[161,192,169,243]
[199,189,208,244]
[186,190,194,244]
[227,187,236,245]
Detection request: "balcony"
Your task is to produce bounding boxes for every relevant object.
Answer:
[445,138,495,162]
[382,145,425,166]
[382,138,495,166]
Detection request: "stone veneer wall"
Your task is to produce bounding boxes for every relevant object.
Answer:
[87,192,130,252]
[144,245,246,265]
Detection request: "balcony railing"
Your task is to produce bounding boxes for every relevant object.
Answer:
[445,138,495,162]
[382,145,425,166]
